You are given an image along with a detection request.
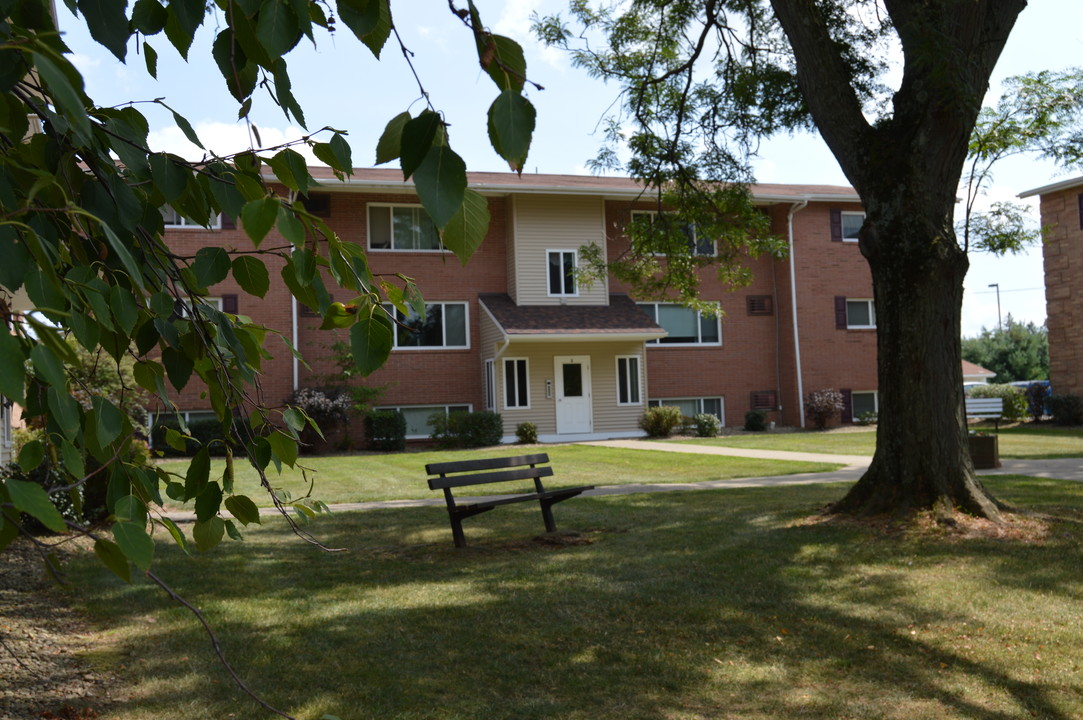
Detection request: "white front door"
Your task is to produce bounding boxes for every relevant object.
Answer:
[555,356,592,434]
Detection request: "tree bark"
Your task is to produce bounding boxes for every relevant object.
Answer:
[768,0,1027,519]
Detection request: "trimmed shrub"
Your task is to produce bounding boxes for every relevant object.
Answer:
[639,406,683,438]
[365,410,407,451]
[1049,394,1083,426]
[515,422,538,444]
[430,411,504,449]
[744,409,768,432]
[692,413,721,437]
[856,411,878,426]
[805,389,844,430]
[1025,381,1051,422]
[966,383,1027,422]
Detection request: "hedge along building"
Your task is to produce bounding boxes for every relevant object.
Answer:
[159,168,878,444]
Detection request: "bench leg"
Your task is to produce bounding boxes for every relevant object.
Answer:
[450,515,467,548]
[539,499,558,534]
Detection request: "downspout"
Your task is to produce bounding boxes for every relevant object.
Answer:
[291,297,299,392]
[787,200,809,428]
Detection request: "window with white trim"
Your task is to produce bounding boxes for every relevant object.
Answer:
[616,356,642,405]
[375,404,471,438]
[484,360,496,412]
[386,302,469,349]
[503,358,529,409]
[639,303,721,345]
[648,397,724,423]
[630,210,715,256]
[547,250,578,296]
[846,299,876,329]
[841,211,864,242]
[368,204,442,251]
[162,205,221,229]
[851,391,878,421]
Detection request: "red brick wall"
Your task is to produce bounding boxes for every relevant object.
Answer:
[1040,189,1083,397]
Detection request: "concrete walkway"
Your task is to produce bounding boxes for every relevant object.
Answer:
[163,441,1083,522]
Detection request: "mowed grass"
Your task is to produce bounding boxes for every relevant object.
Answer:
[65,475,1083,720]
[156,444,843,507]
[677,424,1083,459]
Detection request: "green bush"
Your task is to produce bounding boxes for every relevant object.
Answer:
[692,413,721,437]
[967,383,1027,422]
[515,422,538,444]
[744,410,768,431]
[639,406,683,438]
[856,411,878,426]
[151,416,248,457]
[365,410,407,451]
[430,411,504,449]
[1049,394,1083,426]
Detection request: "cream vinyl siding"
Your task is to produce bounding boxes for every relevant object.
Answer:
[510,195,608,306]
[496,341,645,436]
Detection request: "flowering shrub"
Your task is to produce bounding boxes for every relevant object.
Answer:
[805,389,844,430]
[287,388,354,451]
[692,413,721,437]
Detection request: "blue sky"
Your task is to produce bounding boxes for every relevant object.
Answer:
[59,1,1083,338]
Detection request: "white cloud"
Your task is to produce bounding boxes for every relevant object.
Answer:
[146,121,321,165]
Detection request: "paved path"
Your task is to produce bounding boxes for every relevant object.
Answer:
[164,440,1083,522]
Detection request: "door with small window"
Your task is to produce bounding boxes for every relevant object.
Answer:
[554,356,592,434]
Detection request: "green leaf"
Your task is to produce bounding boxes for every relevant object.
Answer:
[195,481,223,522]
[60,440,85,480]
[6,479,67,533]
[267,148,310,193]
[114,495,148,527]
[0,330,25,404]
[92,397,124,449]
[192,247,231,289]
[185,448,211,501]
[31,52,91,142]
[150,153,190,202]
[350,311,393,376]
[132,0,167,34]
[193,517,225,552]
[108,284,140,336]
[240,197,280,246]
[375,112,409,165]
[94,538,131,583]
[314,132,353,172]
[143,40,158,77]
[440,188,490,265]
[164,427,188,453]
[319,301,358,330]
[232,256,270,298]
[338,0,391,58]
[399,111,441,180]
[480,34,527,93]
[283,407,305,435]
[212,29,258,104]
[224,519,244,541]
[487,91,536,173]
[132,360,164,395]
[47,387,81,439]
[113,521,154,570]
[0,227,31,293]
[78,0,130,61]
[224,494,262,525]
[161,347,193,391]
[30,343,66,391]
[158,517,191,555]
[267,432,298,468]
[277,205,305,246]
[255,0,301,60]
[17,440,44,472]
[412,143,467,229]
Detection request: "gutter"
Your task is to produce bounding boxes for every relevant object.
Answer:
[787,200,809,428]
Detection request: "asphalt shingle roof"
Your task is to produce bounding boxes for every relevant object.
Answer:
[480,293,665,338]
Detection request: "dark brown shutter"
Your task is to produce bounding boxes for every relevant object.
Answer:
[220,214,236,230]
[1078,193,1083,230]
[835,296,848,329]
[222,294,238,314]
[840,389,853,423]
[830,209,842,242]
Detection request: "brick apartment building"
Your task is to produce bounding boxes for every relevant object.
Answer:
[1021,176,1083,398]
[161,168,878,443]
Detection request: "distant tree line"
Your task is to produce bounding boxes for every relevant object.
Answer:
[962,316,1049,384]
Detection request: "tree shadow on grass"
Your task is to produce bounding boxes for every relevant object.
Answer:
[66,481,1083,720]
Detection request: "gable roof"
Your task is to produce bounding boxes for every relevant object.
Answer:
[962,360,996,379]
[480,293,666,342]
[1018,176,1083,198]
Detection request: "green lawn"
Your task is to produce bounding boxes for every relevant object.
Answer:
[676,424,1083,459]
[157,444,843,507]
[64,475,1083,720]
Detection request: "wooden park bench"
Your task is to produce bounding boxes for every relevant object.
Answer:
[965,397,1004,432]
[425,453,593,548]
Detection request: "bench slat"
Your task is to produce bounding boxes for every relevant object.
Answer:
[428,465,554,490]
[425,453,550,476]
[454,486,593,511]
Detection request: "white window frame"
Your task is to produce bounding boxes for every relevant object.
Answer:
[640,302,722,347]
[648,397,725,424]
[616,356,642,406]
[851,391,879,421]
[375,404,472,439]
[367,203,444,252]
[841,211,865,243]
[846,299,877,329]
[546,249,579,297]
[629,210,715,256]
[484,359,496,412]
[162,205,221,230]
[385,302,470,350]
[503,358,530,409]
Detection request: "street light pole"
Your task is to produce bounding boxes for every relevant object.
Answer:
[988,283,1002,332]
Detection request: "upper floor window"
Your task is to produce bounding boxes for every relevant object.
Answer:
[547,250,578,296]
[369,204,442,251]
[630,210,715,256]
[386,302,469,349]
[846,299,876,329]
[831,209,865,243]
[162,205,220,229]
[639,303,721,346]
